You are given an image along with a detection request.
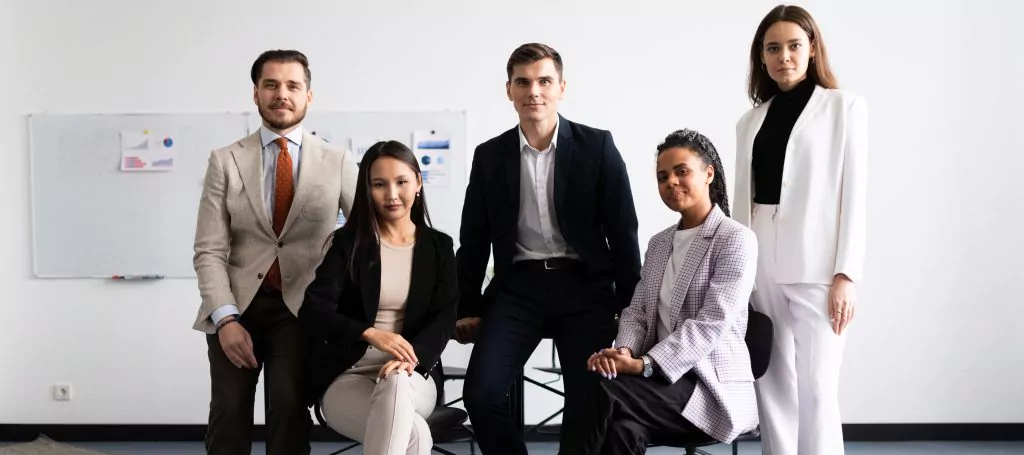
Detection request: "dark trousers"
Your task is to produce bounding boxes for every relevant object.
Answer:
[571,372,706,455]
[463,262,618,455]
[205,291,311,455]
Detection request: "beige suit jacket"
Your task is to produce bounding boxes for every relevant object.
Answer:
[192,130,358,334]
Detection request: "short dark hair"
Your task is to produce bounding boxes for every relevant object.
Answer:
[506,43,563,81]
[250,49,312,88]
[747,5,837,106]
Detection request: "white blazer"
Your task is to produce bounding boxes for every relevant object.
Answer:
[734,85,868,284]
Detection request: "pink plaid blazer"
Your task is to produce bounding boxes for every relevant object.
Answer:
[614,206,759,443]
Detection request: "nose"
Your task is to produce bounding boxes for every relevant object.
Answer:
[529,82,542,97]
[385,184,399,200]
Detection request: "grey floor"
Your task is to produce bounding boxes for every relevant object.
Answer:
[69,441,1024,454]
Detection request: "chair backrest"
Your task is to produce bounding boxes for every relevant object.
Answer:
[744,304,774,380]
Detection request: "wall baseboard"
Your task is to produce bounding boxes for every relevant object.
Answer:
[1,423,1022,443]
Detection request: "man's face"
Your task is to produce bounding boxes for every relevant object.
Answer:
[253,61,311,132]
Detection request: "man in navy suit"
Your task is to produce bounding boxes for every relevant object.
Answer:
[454,42,642,455]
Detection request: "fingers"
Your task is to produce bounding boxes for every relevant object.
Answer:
[839,303,854,335]
[242,333,258,368]
[225,349,246,369]
[588,353,600,371]
[599,355,617,379]
[399,338,419,365]
[403,362,415,376]
[379,361,399,379]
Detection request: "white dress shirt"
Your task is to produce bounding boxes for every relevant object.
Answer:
[513,117,578,262]
[211,125,304,325]
[657,224,702,342]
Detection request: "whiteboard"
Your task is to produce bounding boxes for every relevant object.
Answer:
[247,110,469,245]
[30,110,468,279]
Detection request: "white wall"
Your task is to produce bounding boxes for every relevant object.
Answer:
[3,0,1022,426]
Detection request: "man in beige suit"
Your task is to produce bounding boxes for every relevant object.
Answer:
[192,49,358,455]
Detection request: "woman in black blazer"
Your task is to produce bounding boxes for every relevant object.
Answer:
[299,140,458,455]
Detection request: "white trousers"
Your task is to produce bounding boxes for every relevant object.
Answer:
[750,204,846,455]
[320,347,437,455]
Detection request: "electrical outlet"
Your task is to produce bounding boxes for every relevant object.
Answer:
[53,383,72,401]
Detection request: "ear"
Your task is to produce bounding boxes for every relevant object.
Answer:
[706,162,715,185]
[306,88,313,104]
[252,85,259,106]
[506,81,512,101]
[558,77,566,100]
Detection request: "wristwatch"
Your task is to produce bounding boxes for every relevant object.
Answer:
[640,355,654,378]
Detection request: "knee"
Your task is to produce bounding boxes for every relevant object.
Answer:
[375,372,414,396]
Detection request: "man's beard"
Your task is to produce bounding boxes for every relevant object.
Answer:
[258,103,307,131]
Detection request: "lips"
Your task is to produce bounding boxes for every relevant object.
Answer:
[384,204,401,210]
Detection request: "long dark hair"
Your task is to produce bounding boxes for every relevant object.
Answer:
[655,129,731,218]
[326,140,432,278]
[747,4,838,106]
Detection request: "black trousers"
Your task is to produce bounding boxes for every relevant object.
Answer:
[205,290,311,455]
[463,261,618,455]
[568,371,708,455]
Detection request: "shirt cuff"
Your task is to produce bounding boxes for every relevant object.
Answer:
[211,305,241,326]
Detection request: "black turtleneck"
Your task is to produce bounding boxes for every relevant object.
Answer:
[752,78,815,204]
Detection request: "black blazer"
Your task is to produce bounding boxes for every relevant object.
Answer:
[298,226,458,406]
[456,115,642,318]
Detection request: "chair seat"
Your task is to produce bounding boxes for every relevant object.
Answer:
[652,428,759,448]
[533,366,562,375]
[426,406,469,431]
[441,365,467,379]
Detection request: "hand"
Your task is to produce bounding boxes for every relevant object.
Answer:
[362,328,418,364]
[829,274,857,335]
[588,348,643,379]
[454,317,482,344]
[218,321,258,369]
[378,359,415,379]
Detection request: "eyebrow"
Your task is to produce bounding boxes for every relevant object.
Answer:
[513,76,555,83]
[764,38,805,46]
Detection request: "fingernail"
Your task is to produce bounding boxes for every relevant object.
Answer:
[590,367,596,371]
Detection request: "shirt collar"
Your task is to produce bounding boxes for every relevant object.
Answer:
[260,124,304,150]
[517,116,559,153]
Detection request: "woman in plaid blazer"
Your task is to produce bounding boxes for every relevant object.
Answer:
[569,129,759,455]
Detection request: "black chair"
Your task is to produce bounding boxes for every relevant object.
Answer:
[439,364,477,453]
[314,361,475,455]
[651,304,774,455]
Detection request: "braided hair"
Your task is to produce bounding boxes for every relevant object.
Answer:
[655,129,731,217]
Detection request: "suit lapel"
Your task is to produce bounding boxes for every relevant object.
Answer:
[553,115,574,219]
[358,240,382,321]
[404,231,435,327]
[669,207,725,327]
[501,129,521,236]
[790,85,826,141]
[644,232,672,346]
[281,131,323,235]
[231,132,274,237]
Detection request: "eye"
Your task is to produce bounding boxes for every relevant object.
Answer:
[790,43,802,50]
[766,46,779,53]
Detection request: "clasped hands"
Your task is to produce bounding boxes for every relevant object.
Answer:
[587,347,644,379]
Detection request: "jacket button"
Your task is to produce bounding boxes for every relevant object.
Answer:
[277,241,284,248]
[257,273,264,279]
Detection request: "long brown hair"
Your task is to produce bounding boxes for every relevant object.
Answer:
[746,5,838,106]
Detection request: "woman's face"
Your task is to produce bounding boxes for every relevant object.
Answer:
[369,156,421,224]
[656,147,712,213]
[762,20,815,91]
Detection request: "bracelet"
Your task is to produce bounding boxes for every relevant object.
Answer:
[216,316,239,332]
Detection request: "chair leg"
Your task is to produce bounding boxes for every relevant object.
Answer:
[432,446,458,455]
[694,449,714,455]
[685,448,696,455]
[329,442,360,455]
[733,440,739,455]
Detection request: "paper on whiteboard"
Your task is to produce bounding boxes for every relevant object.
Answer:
[349,137,379,167]
[412,131,450,187]
[120,131,175,172]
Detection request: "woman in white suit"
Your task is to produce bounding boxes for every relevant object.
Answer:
[734,5,868,455]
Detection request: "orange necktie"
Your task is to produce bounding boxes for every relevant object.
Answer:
[265,137,294,290]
